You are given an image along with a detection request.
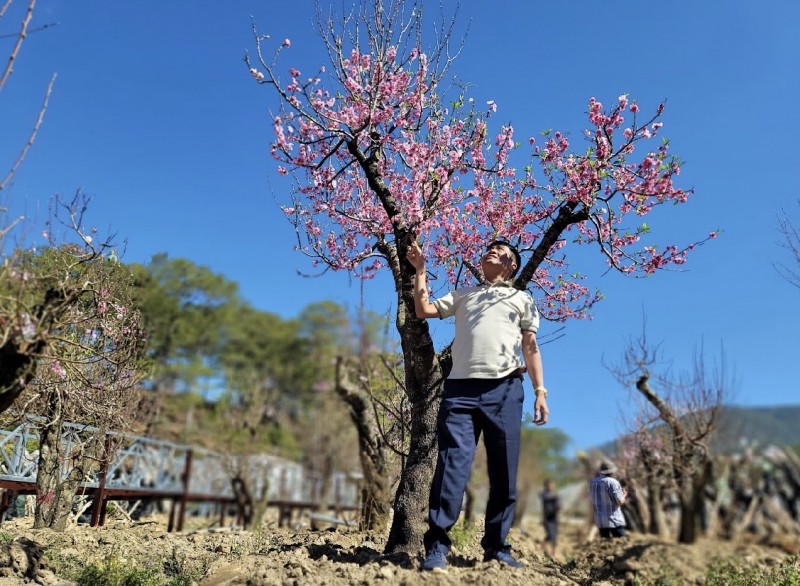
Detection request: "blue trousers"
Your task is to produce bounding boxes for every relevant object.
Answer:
[423,374,523,555]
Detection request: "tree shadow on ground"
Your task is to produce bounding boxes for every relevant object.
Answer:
[306,543,415,569]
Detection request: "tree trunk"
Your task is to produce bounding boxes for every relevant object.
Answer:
[229,457,272,531]
[383,247,443,555]
[384,389,439,554]
[33,401,91,531]
[646,479,667,536]
[360,452,390,532]
[677,459,712,544]
[383,321,441,554]
[678,490,700,544]
[311,454,333,530]
[334,358,391,532]
[231,475,253,528]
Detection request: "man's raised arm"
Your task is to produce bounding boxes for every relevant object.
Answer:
[406,241,440,319]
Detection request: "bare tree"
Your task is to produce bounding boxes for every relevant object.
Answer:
[608,325,729,543]
[334,353,409,531]
[775,199,800,289]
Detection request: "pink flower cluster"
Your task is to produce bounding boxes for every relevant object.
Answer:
[260,38,708,321]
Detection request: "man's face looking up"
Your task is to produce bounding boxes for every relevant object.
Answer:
[481,243,517,278]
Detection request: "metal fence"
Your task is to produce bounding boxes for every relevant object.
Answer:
[0,416,361,529]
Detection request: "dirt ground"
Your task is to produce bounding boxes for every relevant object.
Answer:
[0,511,797,586]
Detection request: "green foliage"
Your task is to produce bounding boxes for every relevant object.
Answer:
[705,556,800,586]
[77,555,160,586]
[519,425,572,481]
[448,519,479,551]
[130,254,240,395]
[51,549,207,586]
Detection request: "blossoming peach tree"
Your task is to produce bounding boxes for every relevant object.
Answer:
[4,194,148,531]
[246,0,713,553]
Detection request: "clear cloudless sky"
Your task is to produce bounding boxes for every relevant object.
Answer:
[2,1,799,454]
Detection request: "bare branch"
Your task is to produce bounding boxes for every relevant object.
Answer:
[0,73,55,193]
[0,0,35,91]
[774,199,800,289]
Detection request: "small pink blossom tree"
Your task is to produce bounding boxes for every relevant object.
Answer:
[7,194,148,531]
[247,0,712,553]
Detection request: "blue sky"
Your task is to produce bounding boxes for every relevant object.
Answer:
[2,1,799,453]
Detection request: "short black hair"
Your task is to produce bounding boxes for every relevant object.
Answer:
[486,240,521,278]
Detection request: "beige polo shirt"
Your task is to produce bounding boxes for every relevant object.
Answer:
[434,282,539,379]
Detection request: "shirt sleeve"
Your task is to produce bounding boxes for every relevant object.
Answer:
[610,480,625,504]
[519,292,540,333]
[433,289,457,319]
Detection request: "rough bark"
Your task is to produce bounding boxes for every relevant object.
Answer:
[636,374,713,544]
[33,395,98,531]
[383,307,441,553]
[231,465,271,531]
[334,358,391,532]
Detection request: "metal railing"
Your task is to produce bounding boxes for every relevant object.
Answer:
[0,416,361,529]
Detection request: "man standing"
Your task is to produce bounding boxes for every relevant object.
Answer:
[406,239,549,571]
[590,461,628,538]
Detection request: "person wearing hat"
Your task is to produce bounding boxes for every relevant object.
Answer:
[590,461,628,538]
[407,239,548,571]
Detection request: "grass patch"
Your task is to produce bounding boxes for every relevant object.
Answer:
[449,519,479,551]
[46,547,209,586]
[705,555,800,586]
[76,554,160,586]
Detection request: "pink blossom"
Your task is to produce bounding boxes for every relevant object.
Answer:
[51,361,67,380]
[263,49,702,316]
[249,68,265,81]
[282,38,291,48]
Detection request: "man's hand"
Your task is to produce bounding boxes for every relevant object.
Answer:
[406,240,425,273]
[533,394,549,426]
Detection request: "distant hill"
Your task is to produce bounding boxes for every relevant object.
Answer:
[593,404,800,456]
[712,404,800,452]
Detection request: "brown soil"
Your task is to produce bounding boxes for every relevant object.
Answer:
[0,513,796,585]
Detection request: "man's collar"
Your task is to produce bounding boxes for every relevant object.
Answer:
[481,279,514,288]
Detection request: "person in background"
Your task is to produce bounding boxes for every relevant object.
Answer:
[540,478,561,558]
[590,461,627,538]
